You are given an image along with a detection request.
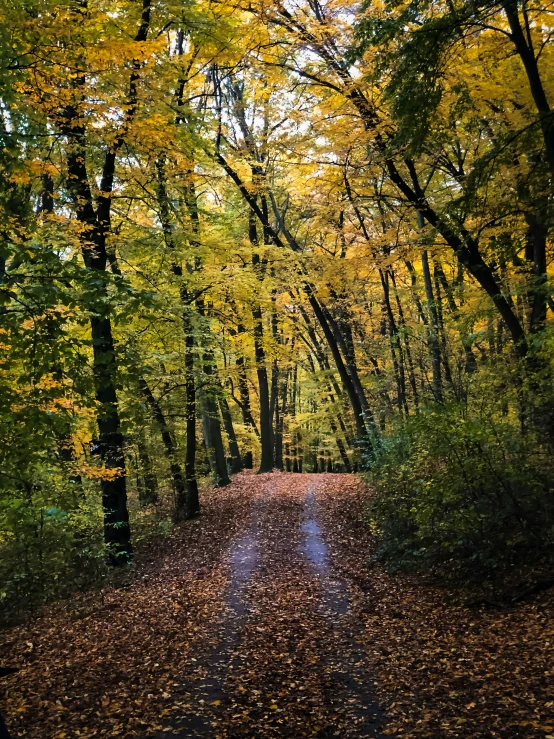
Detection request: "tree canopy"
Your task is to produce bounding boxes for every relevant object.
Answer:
[1,0,554,613]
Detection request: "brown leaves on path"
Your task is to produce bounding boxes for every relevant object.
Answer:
[0,474,260,738]
[317,475,554,739]
[207,473,382,737]
[3,472,553,738]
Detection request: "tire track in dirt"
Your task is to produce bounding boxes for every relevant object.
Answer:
[301,480,386,738]
[156,473,386,738]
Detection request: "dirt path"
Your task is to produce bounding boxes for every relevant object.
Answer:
[6,471,553,738]
[154,473,386,738]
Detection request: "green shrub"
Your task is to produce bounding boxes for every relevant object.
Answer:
[368,404,554,581]
[0,469,108,624]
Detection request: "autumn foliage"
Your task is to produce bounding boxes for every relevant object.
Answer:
[0,0,553,642]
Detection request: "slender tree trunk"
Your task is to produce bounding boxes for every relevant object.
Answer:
[220,397,243,474]
[502,0,554,179]
[235,349,260,446]
[274,368,288,470]
[199,357,230,488]
[433,260,478,374]
[157,160,200,517]
[422,251,443,402]
[137,432,158,505]
[525,209,548,333]
[253,306,274,473]
[296,314,356,449]
[380,269,408,414]
[390,270,420,410]
[329,417,351,471]
[320,303,377,438]
[250,214,274,473]
[183,315,199,516]
[433,261,457,398]
[139,377,188,518]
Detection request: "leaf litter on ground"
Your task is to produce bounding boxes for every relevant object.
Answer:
[1,472,553,738]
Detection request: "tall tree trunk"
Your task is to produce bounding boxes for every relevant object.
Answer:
[139,377,188,518]
[525,209,548,333]
[319,302,377,438]
[390,270,420,410]
[433,261,457,398]
[433,260,478,374]
[274,368,289,470]
[379,269,408,414]
[183,314,199,516]
[232,339,260,453]
[60,0,152,562]
[250,213,274,473]
[156,160,200,517]
[220,396,243,474]
[64,142,133,564]
[296,314,357,451]
[253,304,274,473]
[199,357,231,488]
[329,416,351,471]
[502,0,554,179]
[136,432,158,506]
[421,251,443,402]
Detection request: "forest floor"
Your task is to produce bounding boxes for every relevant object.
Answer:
[1,472,554,739]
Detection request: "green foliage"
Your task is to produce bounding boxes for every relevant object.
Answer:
[0,469,107,623]
[350,0,460,151]
[368,400,554,582]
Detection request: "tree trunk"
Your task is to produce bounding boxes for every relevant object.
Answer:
[139,377,188,518]
[502,0,554,179]
[274,369,288,470]
[235,351,260,440]
[380,268,408,414]
[220,397,243,474]
[433,260,478,374]
[421,251,443,402]
[64,141,133,565]
[136,432,158,506]
[390,269,420,409]
[250,214,274,473]
[433,261,457,398]
[200,360,231,488]
[183,315,199,516]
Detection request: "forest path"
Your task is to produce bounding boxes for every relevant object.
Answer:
[2,473,387,739]
[156,472,386,738]
[5,471,554,739]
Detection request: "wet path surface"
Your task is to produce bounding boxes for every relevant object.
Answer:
[156,474,386,738]
[302,488,349,614]
[301,486,385,737]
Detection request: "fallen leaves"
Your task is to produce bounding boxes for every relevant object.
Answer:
[0,476,256,737]
[317,475,554,739]
[2,472,552,738]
